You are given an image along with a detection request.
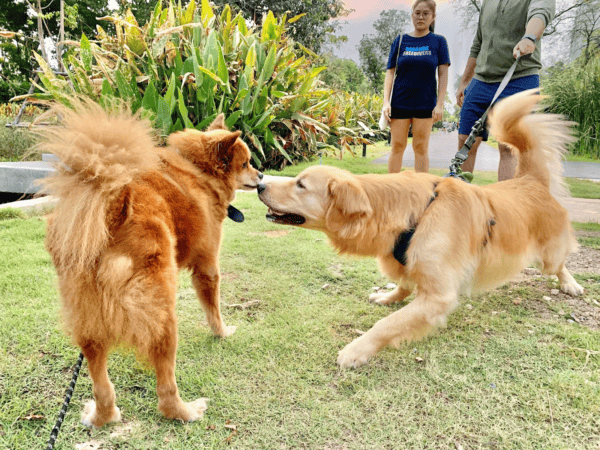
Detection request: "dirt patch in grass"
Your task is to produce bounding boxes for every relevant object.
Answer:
[514,278,600,329]
[566,244,600,272]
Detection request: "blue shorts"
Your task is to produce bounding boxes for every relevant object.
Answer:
[458,75,539,141]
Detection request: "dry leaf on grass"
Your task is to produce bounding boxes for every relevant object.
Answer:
[19,414,44,421]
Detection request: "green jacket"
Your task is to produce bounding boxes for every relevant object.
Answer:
[470,0,555,83]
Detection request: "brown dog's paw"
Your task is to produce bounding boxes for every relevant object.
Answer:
[162,398,209,423]
[216,325,237,337]
[337,336,378,368]
[81,400,121,428]
[181,398,209,422]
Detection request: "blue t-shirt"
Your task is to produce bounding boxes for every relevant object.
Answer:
[387,33,451,110]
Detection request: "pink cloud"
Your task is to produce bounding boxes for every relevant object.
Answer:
[342,0,448,20]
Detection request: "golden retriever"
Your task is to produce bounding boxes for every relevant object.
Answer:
[257,90,583,368]
[38,100,262,426]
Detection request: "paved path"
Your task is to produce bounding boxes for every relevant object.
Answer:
[372,130,600,179]
[371,131,600,224]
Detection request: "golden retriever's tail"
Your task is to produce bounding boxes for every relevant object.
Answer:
[37,99,160,275]
[488,89,575,198]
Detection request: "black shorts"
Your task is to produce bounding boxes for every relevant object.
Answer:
[390,108,433,119]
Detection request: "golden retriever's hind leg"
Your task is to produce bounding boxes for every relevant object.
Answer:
[80,341,121,427]
[556,265,584,296]
[191,264,236,337]
[149,320,208,422]
[369,286,413,306]
[338,291,458,368]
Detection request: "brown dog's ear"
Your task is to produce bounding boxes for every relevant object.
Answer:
[169,129,242,175]
[207,113,227,131]
[217,130,241,157]
[325,172,372,239]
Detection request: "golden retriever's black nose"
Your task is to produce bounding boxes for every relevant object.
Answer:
[257,183,266,195]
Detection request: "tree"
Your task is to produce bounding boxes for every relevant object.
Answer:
[0,0,110,103]
[320,54,370,94]
[450,0,598,38]
[211,0,351,53]
[567,0,600,64]
[357,9,410,93]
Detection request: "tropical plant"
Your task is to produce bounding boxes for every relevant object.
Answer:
[24,0,381,169]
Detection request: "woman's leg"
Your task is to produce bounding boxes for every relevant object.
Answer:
[410,117,434,173]
[388,118,411,173]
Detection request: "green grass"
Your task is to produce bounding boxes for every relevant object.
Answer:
[1,195,599,449]
[267,142,600,199]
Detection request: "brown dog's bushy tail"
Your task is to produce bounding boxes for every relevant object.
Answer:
[37,98,160,275]
[488,89,575,198]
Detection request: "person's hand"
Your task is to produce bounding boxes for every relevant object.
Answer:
[513,38,535,58]
[456,86,466,107]
[432,105,443,122]
[382,102,392,122]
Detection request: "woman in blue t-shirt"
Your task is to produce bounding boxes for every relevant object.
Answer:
[382,0,450,173]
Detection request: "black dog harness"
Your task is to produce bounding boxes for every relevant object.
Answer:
[392,190,496,266]
[392,192,437,266]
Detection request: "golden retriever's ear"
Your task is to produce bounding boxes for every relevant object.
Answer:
[207,113,227,131]
[325,173,372,239]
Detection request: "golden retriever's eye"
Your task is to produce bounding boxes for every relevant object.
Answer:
[296,180,305,189]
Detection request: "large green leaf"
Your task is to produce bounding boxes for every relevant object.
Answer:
[142,81,159,112]
[80,34,93,73]
[164,72,177,114]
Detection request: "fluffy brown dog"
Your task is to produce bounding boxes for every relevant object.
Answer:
[257,90,583,368]
[38,100,262,426]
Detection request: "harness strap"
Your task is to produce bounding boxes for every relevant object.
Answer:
[391,191,497,266]
[392,192,437,266]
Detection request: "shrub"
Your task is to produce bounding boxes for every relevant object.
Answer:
[542,55,600,159]
[26,0,382,169]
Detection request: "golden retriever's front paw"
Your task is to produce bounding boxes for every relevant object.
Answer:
[337,336,379,368]
[560,280,584,297]
[369,292,394,306]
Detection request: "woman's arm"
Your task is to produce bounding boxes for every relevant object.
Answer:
[433,63,449,122]
[382,68,395,120]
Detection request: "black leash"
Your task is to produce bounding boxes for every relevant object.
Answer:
[45,352,85,450]
[446,54,524,182]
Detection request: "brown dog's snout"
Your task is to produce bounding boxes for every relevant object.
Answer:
[257,183,266,195]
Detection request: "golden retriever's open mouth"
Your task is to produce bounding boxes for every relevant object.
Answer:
[266,208,306,225]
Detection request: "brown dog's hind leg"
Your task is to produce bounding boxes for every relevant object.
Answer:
[191,262,236,337]
[369,286,413,306]
[149,319,208,422]
[80,341,122,427]
[338,290,458,368]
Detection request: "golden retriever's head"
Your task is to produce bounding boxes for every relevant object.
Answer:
[257,165,373,239]
[168,114,262,190]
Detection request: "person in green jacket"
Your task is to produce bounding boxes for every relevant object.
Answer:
[456,0,555,181]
